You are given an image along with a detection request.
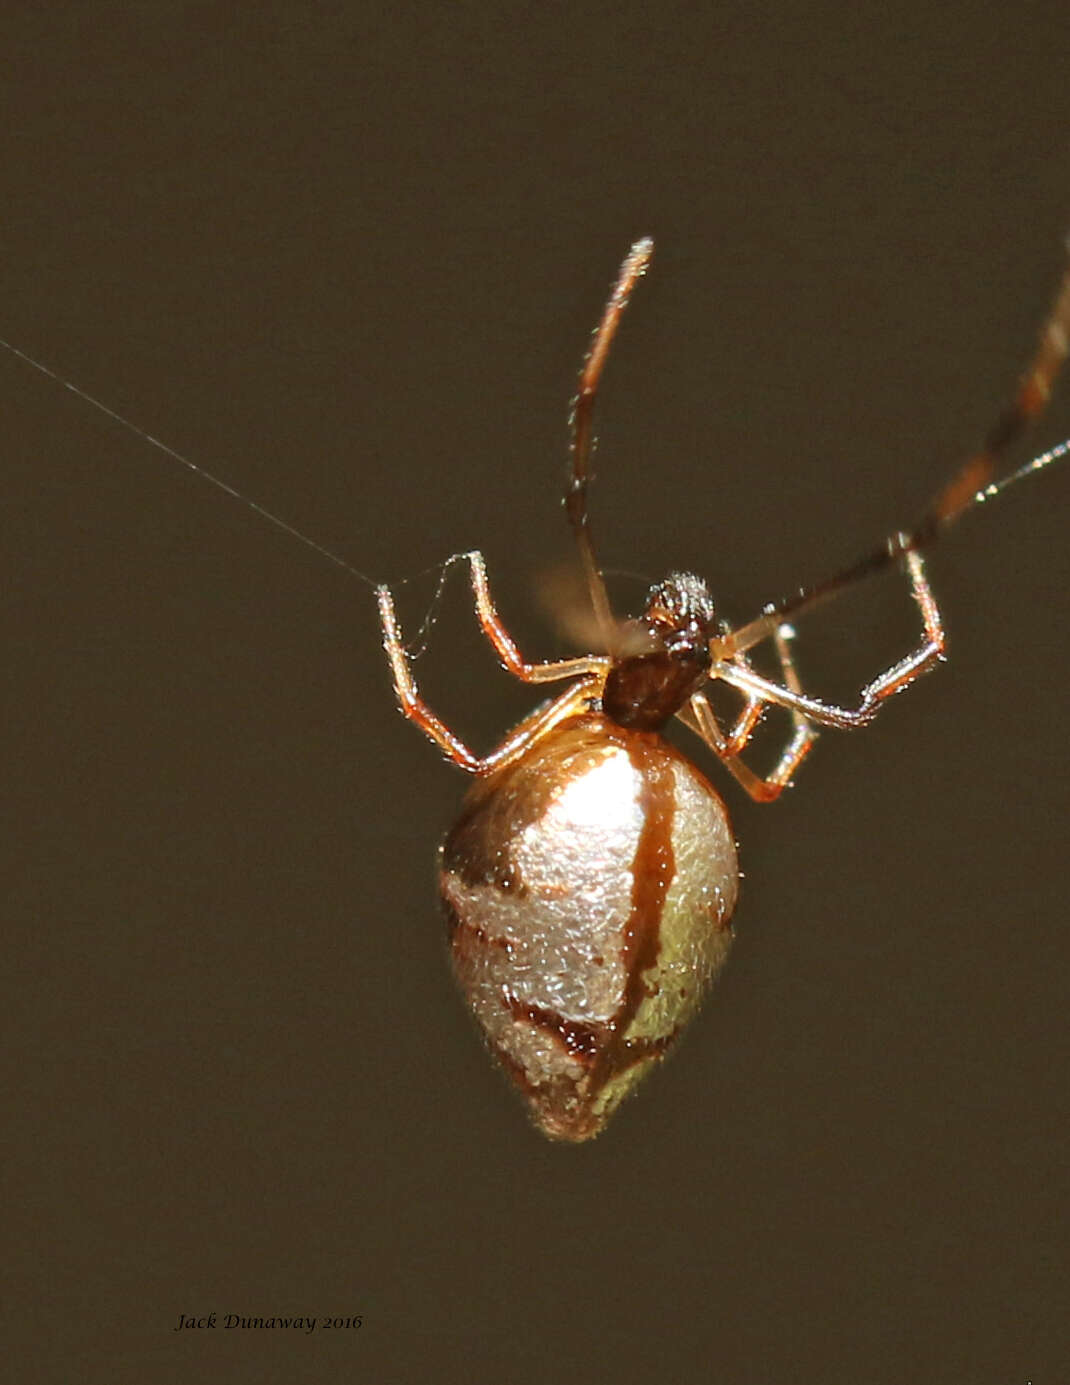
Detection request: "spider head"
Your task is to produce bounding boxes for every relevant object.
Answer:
[641,571,717,661]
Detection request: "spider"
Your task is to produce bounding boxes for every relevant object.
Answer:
[377,238,1070,1142]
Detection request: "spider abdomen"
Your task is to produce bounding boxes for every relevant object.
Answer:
[439,712,739,1141]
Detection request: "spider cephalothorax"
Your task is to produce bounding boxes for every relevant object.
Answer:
[601,571,717,731]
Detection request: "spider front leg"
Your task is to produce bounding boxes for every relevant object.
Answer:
[712,549,946,732]
[377,552,608,774]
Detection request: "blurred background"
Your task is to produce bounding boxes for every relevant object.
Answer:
[5,3,1069,1381]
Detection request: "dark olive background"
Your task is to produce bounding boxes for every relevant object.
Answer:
[6,4,1069,1382]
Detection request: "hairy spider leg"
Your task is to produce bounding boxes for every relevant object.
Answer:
[682,625,816,802]
[727,243,1070,659]
[377,554,607,774]
[711,550,944,737]
[566,237,654,653]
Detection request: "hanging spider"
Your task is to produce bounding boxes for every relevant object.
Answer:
[377,238,1070,1142]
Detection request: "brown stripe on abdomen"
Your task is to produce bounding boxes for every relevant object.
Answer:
[585,726,677,1094]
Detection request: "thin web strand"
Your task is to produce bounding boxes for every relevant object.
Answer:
[1,333,482,656]
[1,335,378,588]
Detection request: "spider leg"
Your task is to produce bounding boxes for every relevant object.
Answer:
[377,568,603,773]
[479,680,603,774]
[713,550,944,731]
[725,239,1070,656]
[566,238,654,651]
[764,621,820,781]
[682,626,817,802]
[466,551,611,684]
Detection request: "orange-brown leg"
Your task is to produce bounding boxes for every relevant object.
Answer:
[723,242,1070,659]
[466,551,611,684]
[377,572,603,773]
[683,626,817,802]
[712,550,944,732]
[567,239,655,651]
